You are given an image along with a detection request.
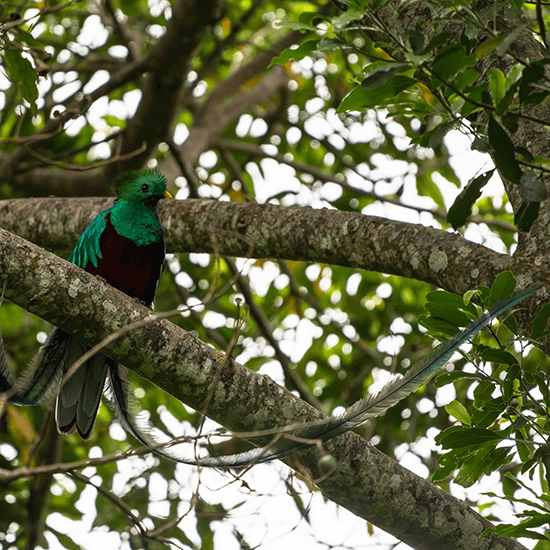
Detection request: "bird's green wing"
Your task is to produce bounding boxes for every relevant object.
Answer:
[67,210,109,269]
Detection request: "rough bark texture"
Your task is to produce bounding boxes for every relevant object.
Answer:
[0,227,528,550]
[0,197,547,299]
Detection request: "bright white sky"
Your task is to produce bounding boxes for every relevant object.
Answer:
[0,6,539,550]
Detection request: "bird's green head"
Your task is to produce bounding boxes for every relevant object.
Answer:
[113,171,172,207]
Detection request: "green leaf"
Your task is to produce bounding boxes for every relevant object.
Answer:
[431,44,476,81]
[102,115,126,127]
[488,69,506,105]
[423,32,452,54]
[447,169,495,229]
[332,6,365,28]
[519,65,550,105]
[488,271,517,307]
[408,22,424,55]
[494,63,524,115]
[432,446,472,482]
[532,303,550,340]
[275,15,319,32]
[489,482,550,512]
[337,76,417,113]
[478,345,518,366]
[424,291,477,328]
[517,440,533,462]
[269,39,320,67]
[503,364,521,402]
[476,36,504,59]
[317,37,350,52]
[489,514,550,540]
[3,47,38,112]
[119,0,142,15]
[435,370,481,388]
[418,315,460,337]
[12,28,42,49]
[514,173,548,231]
[446,400,471,425]
[361,63,411,90]
[451,68,481,90]
[488,118,522,184]
[454,441,499,487]
[473,380,496,409]
[471,408,500,429]
[417,172,446,207]
[515,200,541,232]
[463,289,482,306]
[534,373,550,401]
[436,426,503,449]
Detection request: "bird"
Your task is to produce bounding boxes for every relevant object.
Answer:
[5,170,172,439]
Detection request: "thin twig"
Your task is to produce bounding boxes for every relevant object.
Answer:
[0,0,84,33]
[22,140,147,171]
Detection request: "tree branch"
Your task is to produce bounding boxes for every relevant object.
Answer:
[215,138,516,234]
[0,226,529,550]
[0,197,541,297]
[179,65,289,168]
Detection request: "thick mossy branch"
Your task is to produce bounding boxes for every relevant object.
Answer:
[0,227,530,550]
[1,197,544,299]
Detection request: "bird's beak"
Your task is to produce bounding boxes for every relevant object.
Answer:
[163,190,173,199]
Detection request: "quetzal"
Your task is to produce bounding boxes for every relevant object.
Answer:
[5,170,172,440]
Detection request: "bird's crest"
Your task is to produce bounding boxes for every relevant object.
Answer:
[113,170,168,201]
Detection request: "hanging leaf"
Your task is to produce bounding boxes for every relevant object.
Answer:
[361,63,411,90]
[436,426,503,449]
[447,169,495,229]
[424,290,477,328]
[269,39,320,67]
[487,117,522,183]
[445,400,471,425]
[408,22,424,55]
[488,271,517,307]
[488,69,506,105]
[470,408,501,429]
[3,47,38,113]
[337,76,417,113]
[431,44,476,81]
[476,36,504,59]
[515,173,548,231]
[519,62,550,105]
[531,303,550,340]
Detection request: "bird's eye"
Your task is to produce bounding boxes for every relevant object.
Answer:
[141,184,149,192]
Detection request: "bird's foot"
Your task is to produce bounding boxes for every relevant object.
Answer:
[136,297,153,308]
[95,275,108,285]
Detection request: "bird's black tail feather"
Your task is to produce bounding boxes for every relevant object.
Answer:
[105,363,205,464]
[1,325,109,440]
[6,328,68,406]
[53,334,110,439]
